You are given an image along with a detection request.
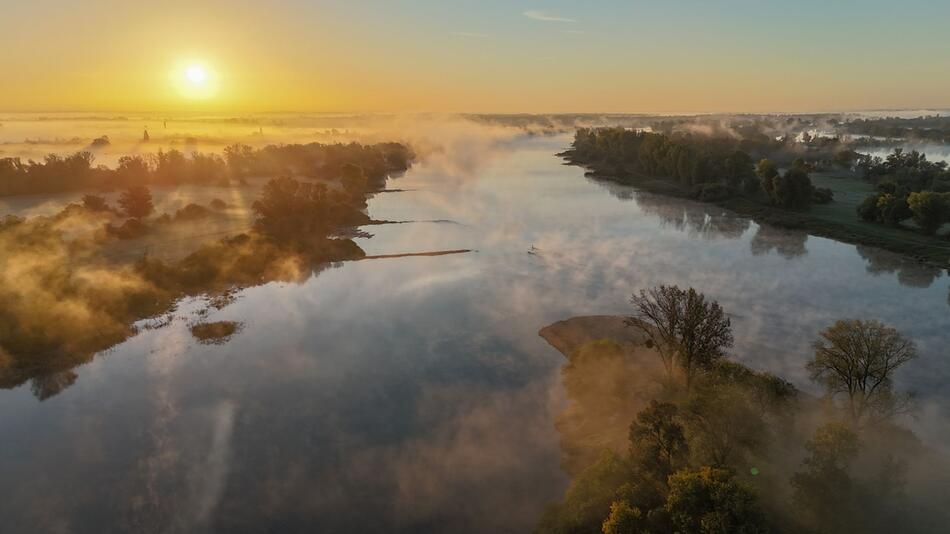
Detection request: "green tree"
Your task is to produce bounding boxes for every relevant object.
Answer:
[629,400,688,480]
[627,286,734,388]
[755,159,779,198]
[770,166,813,209]
[601,500,642,534]
[118,185,154,219]
[807,320,917,424]
[875,193,912,226]
[907,191,949,235]
[665,467,767,534]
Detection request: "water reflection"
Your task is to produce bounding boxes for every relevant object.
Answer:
[750,225,809,260]
[633,191,752,241]
[857,245,946,289]
[590,176,753,241]
[1,134,950,532]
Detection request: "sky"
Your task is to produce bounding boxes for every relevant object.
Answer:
[1,0,949,114]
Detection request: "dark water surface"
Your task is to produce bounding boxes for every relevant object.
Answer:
[1,135,948,533]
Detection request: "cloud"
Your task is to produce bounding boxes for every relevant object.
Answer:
[562,29,585,35]
[523,10,574,23]
[451,31,491,38]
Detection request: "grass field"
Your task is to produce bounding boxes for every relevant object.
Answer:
[806,171,950,261]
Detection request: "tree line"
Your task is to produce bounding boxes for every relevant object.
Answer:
[0,141,413,197]
[568,128,831,209]
[843,115,950,144]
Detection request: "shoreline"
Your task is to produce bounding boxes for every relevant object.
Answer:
[560,151,950,268]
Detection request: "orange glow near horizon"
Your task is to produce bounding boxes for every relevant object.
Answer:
[0,2,948,114]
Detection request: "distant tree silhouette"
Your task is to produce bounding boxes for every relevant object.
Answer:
[118,185,154,219]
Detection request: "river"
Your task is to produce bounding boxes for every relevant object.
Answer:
[0,134,948,533]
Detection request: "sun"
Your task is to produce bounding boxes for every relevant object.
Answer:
[172,61,218,100]
[185,64,208,86]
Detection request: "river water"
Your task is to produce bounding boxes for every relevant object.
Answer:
[1,134,948,533]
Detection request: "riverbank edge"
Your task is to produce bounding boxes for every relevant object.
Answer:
[559,150,950,268]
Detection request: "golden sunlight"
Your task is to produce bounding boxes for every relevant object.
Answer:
[173,60,217,100]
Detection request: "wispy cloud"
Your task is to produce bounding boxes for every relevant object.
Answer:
[562,29,585,35]
[523,10,574,23]
[451,31,491,39]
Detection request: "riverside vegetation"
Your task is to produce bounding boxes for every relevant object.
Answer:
[0,141,414,398]
[562,127,950,265]
[537,286,944,534]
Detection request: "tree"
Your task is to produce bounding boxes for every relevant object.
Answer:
[834,149,859,168]
[876,193,912,226]
[907,191,949,235]
[857,194,880,222]
[224,143,254,177]
[118,185,154,219]
[627,286,734,388]
[755,159,779,198]
[602,500,642,534]
[252,176,365,242]
[629,401,687,480]
[116,155,151,183]
[769,166,813,209]
[807,320,917,424]
[665,467,767,534]
[790,422,861,532]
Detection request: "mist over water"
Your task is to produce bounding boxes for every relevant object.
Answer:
[1,127,950,531]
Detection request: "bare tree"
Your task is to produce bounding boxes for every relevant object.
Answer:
[807,319,917,425]
[627,286,733,388]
